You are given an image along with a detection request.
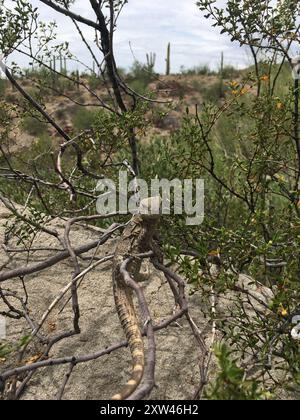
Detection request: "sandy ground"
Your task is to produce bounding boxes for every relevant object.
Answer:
[0,202,283,400]
[0,204,214,400]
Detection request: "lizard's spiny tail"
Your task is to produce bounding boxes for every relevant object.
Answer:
[112,285,144,400]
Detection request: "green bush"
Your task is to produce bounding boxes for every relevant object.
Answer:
[221,65,240,79]
[180,64,216,76]
[22,116,47,136]
[200,81,225,103]
[127,60,156,94]
[0,78,7,96]
[72,107,97,131]
[128,79,149,95]
[54,107,66,120]
[33,133,53,153]
[205,344,270,400]
[88,74,103,91]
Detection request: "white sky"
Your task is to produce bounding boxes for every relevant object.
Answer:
[6,0,252,72]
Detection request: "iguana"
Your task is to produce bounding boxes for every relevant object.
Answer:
[111,197,161,400]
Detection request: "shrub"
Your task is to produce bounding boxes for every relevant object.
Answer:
[180,64,216,76]
[72,107,97,131]
[200,81,226,103]
[88,74,103,91]
[54,107,66,120]
[22,116,47,136]
[127,60,156,94]
[5,93,15,103]
[221,65,240,79]
[0,78,7,96]
[205,344,270,400]
[33,133,53,154]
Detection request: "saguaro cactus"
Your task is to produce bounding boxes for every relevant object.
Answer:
[76,69,80,91]
[51,55,57,87]
[219,51,225,98]
[166,42,171,76]
[146,52,156,72]
[64,57,67,75]
[59,53,63,73]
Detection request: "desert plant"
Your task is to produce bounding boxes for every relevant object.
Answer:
[180,64,217,76]
[205,344,271,400]
[88,74,103,91]
[219,52,225,98]
[72,107,97,131]
[146,52,156,72]
[22,116,47,136]
[0,78,6,96]
[128,60,156,94]
[166,42,171,75]
[200,81,227,103]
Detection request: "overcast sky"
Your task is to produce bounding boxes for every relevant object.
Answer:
[7,0,251,72]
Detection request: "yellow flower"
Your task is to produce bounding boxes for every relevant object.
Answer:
[276,102,284,110]
[229,80,239,88]
[240,87,249,95]
[231,86,249,96]
[274,174,286,183]
[278,305,288,317]
[208,249,220,257]
[260,75,269,82]
[288,32,298,41]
